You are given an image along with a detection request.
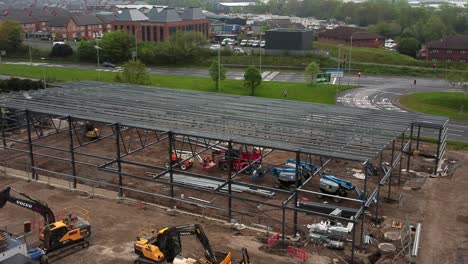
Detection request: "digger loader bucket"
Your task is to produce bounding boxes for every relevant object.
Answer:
[0,187,11,208]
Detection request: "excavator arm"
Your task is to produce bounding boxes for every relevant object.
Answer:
[166,224,218,264]
[0,187,56,224]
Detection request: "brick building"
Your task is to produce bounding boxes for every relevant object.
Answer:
[426,35,468,63]
[48,16,69,39]
[1,9,48,32]
[112,7,210,43]
[67,15,106,40]
[318,26,385,48]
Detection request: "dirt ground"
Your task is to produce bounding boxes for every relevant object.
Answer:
[1,123,467,263]
[0,177,334,264]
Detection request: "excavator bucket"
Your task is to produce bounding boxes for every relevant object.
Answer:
[0,187,11,208]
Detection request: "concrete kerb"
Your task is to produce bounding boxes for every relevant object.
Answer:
[0,166,274,235]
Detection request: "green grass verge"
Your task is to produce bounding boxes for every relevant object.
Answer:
[399,92,468,121]
[417,136,468,151]
[314,42,468,71]
[0,64,354,104]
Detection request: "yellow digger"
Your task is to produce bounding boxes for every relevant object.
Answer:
[134,224,249,264]
[0,187,91,264]
[85,123,100,141]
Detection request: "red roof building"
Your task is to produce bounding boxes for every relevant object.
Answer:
[425,35,468,63]
[318,26,385,48]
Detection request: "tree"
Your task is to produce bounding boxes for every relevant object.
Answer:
[208,60,226,91]
[304,61,321,84]
[422,15,447,42]
[446,71,464,87]
[50,44,73,57]
[0,20,24,53]
[244,66,262,96]
[77,40,98,62]
[396,37,421,57]
[114,60,149,85]
[99,30,133,63]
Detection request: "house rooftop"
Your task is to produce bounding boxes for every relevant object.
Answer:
[318,26,384,40]
[71,15,102,26]
[148,7,182,23]
[181,7,205,20]
[115,8,148,22]
[426,35,468,50]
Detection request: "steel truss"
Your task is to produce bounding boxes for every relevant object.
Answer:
[0,82,449,263]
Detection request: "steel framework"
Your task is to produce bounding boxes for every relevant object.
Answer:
[0,81,448,263]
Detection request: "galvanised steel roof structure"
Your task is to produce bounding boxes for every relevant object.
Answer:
[0,81,447,162]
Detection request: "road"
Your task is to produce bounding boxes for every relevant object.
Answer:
[2,61,467,141]
[336,75,468,142]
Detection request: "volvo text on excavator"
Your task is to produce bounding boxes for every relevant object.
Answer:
[134,224,232,264]
[0,187,91,264]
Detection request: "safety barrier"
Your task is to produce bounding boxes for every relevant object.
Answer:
[287,246,308,262]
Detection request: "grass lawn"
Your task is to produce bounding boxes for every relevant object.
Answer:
[0,64,353,105]
[399,92,468,120]
[314,42,468,71]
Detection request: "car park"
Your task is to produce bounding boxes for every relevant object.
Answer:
[260,41,266,48]
[210,44,221,50]
[233,47,245,54]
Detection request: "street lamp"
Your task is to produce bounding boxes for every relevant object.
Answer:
[348,34,353,85]
[94,41,102,80]
[218,40,221,93]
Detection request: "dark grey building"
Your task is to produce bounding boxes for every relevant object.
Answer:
[265,28,314,55]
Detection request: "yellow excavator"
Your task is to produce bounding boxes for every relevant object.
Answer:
[85,123,100,141]
[0,187,91,264]
[134,224,250,264]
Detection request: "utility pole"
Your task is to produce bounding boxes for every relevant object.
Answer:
[218,40,221,94]
[259,34,262,73]
[348,35,353,86]
[28,32,32,65]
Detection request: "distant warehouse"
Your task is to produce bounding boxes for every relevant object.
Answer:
[265,28,314,55]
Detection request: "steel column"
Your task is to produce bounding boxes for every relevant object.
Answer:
[351,221,356,263]
[68,116,77,188]
[115,123,123,197]
[416,125,421,150]
[434,127,442,175]
[26,110,37,180]
[1,108,6,148]
[168,131,174,208]
[293,151,300,235]
[228,140,233,221]
[398,132,405,186]
[387,139,395,199]
[407,124,414,171]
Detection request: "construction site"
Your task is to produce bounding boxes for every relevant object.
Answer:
[0,81,466,264]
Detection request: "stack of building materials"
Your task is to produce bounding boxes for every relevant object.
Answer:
[159,173,275,197]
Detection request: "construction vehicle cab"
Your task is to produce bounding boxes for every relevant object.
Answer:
[85,123,100,141]
[134,224,231,264]
[215,148,262,175]
[0,187,91,264]
[319,174,364,201]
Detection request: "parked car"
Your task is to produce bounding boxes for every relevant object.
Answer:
[102,62,116,68]
[247,40,254,46]
[52,41,65,46]
[252,40,260,47]
[233,47,245,54]
[240,39,247,46]
[210,44,221,50]
[260,40,266,48]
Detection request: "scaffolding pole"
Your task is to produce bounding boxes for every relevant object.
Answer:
[68,116,77,188]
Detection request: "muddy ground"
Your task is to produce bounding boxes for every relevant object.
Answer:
[0,124,467,263]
